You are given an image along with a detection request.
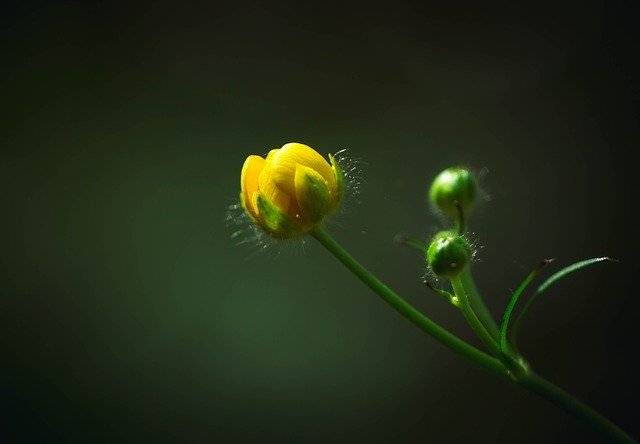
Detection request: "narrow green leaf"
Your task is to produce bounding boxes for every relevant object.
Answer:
[536,257,613,295]
[510,257,614,348]
[499,260,552,354]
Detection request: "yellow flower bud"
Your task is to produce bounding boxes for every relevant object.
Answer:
[239,142,343,238]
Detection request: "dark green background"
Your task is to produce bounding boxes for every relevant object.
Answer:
[2,1,639,442]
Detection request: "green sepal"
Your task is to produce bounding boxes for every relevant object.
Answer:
[329,153,344,207]
[295,165,331,224]
[254,192,298,238]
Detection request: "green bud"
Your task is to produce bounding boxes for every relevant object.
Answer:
[426,231,471,278]
[429,167,476,219]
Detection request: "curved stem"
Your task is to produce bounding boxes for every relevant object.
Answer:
[455,201,466,235]
[459,267,500,340]
[463,267,638,444]
[451,274,502,357]
[310,226,508,377]
[311,226,637,444]
[518,372,637,444]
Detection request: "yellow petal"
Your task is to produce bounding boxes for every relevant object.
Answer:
[240,155,266,219]
[258,162,292,215]
[265,148,278,162]
[268,143,336,197]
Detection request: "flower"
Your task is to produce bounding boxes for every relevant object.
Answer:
[240,142,343,237]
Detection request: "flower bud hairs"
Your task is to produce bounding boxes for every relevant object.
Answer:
[230,145,633,443]
[227,143,362,255]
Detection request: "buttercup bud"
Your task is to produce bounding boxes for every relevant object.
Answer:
[240,142,343,238]
[429,167,476,219]
[426,231,471,278]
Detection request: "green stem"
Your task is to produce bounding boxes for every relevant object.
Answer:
[451,274,502,357]
[465,268,638,444]
[459,267,500,340]
[311,226,637,444]
[454,202,466,235]
[517,372,637,444]
[310,227,507,377]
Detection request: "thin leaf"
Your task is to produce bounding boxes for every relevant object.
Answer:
[510,257,614,347]
[536,257,613,295]
[499,260,552,354]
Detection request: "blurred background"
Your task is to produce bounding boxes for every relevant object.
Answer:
[2,1,639,442]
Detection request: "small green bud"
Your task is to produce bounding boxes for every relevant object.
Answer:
[426,231,471,278]
[429,167,476,219]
